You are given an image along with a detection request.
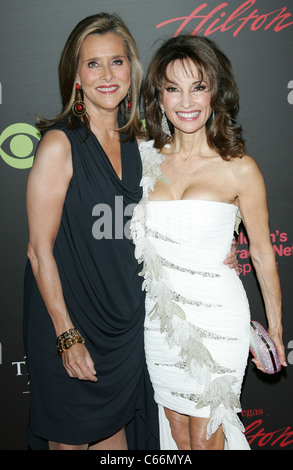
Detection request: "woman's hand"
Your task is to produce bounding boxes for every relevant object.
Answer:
[224,237,239,274]
[62,343,98,382]
[268,326,287,369]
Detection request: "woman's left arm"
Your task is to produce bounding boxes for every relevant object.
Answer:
[237,155,287,371]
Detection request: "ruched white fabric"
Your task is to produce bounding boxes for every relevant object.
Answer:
[131,140,250,450]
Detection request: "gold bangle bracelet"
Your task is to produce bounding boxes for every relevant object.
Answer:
[56,328,85,354]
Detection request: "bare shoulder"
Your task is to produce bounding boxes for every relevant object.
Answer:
[35,129,71,161]
[32,129,72,179]
[232,154,259,171]
[230,154,266,201]
[231,154,263,181]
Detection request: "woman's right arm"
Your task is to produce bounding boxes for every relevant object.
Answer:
[27,130,97,381]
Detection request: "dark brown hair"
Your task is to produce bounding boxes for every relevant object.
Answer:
[37,13,144,141]
[143,35,245,159]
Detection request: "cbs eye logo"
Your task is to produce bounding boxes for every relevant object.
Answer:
[0,123,41,169]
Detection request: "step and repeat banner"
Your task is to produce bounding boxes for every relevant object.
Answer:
[0,0,292,450]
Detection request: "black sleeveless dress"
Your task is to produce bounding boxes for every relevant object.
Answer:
[23,121,159,448]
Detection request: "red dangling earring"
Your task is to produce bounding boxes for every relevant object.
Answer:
[127,89,132,113]
[72,83,87,117]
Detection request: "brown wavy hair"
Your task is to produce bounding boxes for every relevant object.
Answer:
[37,13,144,141]
[143,35,245,159]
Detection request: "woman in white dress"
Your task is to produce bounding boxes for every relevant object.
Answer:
[131,35,286,450]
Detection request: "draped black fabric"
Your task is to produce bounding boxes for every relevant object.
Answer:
[23,121,159,448]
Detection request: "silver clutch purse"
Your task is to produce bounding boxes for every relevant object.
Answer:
[249,321,281,374]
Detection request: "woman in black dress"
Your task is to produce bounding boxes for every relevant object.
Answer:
[23,13,158,450]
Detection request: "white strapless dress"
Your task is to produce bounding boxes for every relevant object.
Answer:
[131,141,250,450]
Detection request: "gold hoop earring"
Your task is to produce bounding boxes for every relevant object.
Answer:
[72,83,87,117]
